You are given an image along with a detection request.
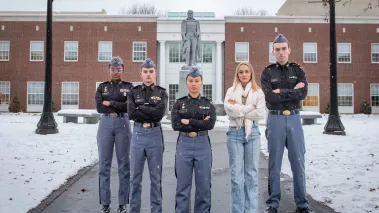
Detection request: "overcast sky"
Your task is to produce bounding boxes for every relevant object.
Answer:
[0,0,287,17]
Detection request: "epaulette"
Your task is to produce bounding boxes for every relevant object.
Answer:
[154,85,166,91]
[131,85,141,90]
[264,63,276,71]
[201,96,212,102]
[178,96,187,100]
[289,62,304,71]
[122,81,133,85]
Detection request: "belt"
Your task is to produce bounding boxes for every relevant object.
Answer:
[134,122,161,128]
[102,113,125,118]
[269,109,300,116]
[180,131,208,138]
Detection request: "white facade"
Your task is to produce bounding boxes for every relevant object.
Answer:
[157,18,225,109]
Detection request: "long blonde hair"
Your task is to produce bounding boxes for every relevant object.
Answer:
[232,62,260,92]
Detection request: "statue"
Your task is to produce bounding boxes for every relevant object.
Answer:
[181,10,201,67]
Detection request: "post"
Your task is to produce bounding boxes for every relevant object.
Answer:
[36,0,58,134]
[323,0,345,135]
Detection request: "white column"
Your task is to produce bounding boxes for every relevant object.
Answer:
[215,41,223,104]
[159,40,166,87]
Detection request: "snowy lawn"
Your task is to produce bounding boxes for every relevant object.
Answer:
[0,113,99,213]
[260,114,379,213]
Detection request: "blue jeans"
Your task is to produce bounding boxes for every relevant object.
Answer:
[227,125,261,213]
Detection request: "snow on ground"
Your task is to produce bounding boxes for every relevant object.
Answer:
[0,113,99,213]
[260,114,379,213]
[1,113,378,213]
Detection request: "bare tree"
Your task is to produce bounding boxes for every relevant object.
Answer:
[234,6,268,16]
[319,0,378,13]
[119,4,168,17]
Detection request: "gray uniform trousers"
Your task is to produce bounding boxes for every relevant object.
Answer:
[97,115,131,205]
[265,113,308,208]
[129,126,164,213]
[175,135,212,213]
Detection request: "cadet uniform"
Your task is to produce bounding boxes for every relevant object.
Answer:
[95,57,133,213]
[261,34,310,213]
[128,59,168,213]
[171,68,216,213]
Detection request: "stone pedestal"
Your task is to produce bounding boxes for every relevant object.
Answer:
[63,116,78,123]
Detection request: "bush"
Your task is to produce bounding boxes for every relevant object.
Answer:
[324,103,330,114]
[360,100,372,115]
[8,96,21,112]
[52,101,57,112]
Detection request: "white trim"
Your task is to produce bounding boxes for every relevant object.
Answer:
[303,42,317,63]
[61,82,79,109]
[132,41,147,62]
[0,81,10,107]
[0,40,10,61]
[371,43,379,64]
[27,81,44,112]
[337,43,352,64]
[30,41,44,62]
[98,41,112,62]
[302,83,320,112]
[225,15,379,24]
[64,41,78,62]
[235,42,249,62]
[0,14,158,22]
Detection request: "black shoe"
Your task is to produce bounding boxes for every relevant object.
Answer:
[296,207,313,213]
[101,205,110,213]
[266,206,278,213]
[117,205,127,213]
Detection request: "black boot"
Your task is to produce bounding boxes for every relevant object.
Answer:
[266,206,278,213]
[101,205,110,213]
[117,205,127,213]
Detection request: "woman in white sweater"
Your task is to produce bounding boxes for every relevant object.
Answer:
[224,62,266,213]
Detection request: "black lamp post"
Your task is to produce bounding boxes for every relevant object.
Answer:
[323,0,345,135]
[36,0,58,134]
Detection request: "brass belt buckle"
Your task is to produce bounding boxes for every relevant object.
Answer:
[143,123,151,128]
[110,113,118,118]
[282,110,291,116]
[188,132,197,138]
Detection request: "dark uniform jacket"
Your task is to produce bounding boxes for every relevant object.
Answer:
[95,81,133,113]
[171,95,216,132]
[260,62,308,111]
[128,84,168,123]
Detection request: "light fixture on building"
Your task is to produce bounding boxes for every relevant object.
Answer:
[241,27,244,32]
[275,27,278,32]
[309,27,312,33]
[138,26,142,31]
[343,27,346,33]
[36,25,39,31]
[104,26,108,31]
[1,25,4,31]
[70,26,73,31]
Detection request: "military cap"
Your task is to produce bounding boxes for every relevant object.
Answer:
[186,66,202,79]
[109,56,124,67]
[141,58,156,69]
[273,33,289,43]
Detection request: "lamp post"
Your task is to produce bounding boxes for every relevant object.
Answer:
[36,0,58,134]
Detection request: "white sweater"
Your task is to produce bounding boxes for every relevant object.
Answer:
[224,86,267,128]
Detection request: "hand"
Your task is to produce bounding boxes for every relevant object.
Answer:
[228,99,236,105]
[294,82,305,89]
[181,119,190,125]
[204,116,210,120]
[102,101,111,106]
[272,89,280,94]
[251,105,256,110]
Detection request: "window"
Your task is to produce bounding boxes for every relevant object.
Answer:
[62,82,79,106]
[0,81,10,105]
[371,84,379,107]
[337,83,353,106]
[169,84,179,111]
[202,84,212,100]
[302,83,319,107]
[269,42,275,63]
[337,43,351,63]
[303,42,317,63]
[169,43,181,63]
[0,41,10,61]
[235,42,249,62]
[98,41,112,62]
[372,44,379,63]
[133,42,147,62]
[27,82,44,105]
[64,41,78,61]
[30,41,44,61]
[201,43,212,63]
